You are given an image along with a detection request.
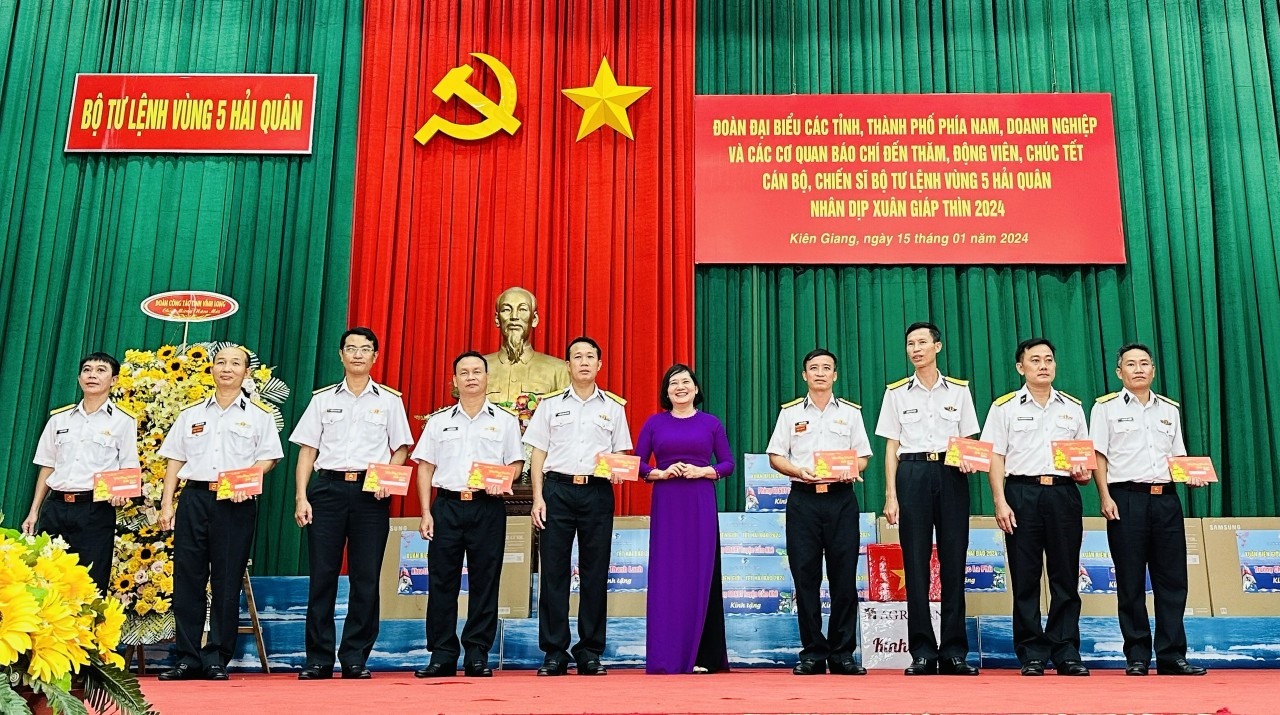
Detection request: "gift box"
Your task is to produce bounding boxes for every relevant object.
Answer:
[867,543,939,602]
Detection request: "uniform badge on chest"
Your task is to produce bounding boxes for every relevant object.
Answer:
[794,421,809,434]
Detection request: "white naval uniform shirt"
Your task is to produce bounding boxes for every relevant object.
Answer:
[875,374,980,454]
[765,395,873,476]
[1089,388,1186,483]
[522,386,632,475]
[980,385,1088,476]
[158,394,284,482]
[289,379,414,471]
[412,401,524,492]
[33,400,139,491]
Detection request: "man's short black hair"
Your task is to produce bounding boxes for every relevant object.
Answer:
[1116,342,1153,364]
[906,321,942,342]
[80,352,120,376]
[659,364,705,410]
[802,348,837,371]
[565,336,602,360]
[1015,338,1055,363]
[340,326,379,353]
[453,351,488,372]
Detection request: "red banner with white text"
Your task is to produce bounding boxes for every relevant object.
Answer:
[695,93,1124,264]
[65,74,316,153]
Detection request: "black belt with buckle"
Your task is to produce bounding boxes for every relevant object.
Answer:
[320,469,367,482]
[1008,474,1075,486]
[546,471,596,485]
[436,489,494,502]
[1112,481,1174,495]
[899,452,947,462]
[179,480,221,492]
[52,490,95,504]
[790,480,853,495]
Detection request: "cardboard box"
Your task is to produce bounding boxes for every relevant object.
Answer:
[859,601,941,669]
[878,517,1034,615]
[1073,517,1211,617]
[567,516,649,617]
[379,516,534,620]
[1203,517,1280,616]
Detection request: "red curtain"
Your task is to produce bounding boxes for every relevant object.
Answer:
[349,1,694,516]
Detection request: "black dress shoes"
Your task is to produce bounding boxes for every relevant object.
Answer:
[578,659,607,676]
[298,664,333,680]
[903,657,938,675]
[1056,660,1090,676]
[464,662,493,677]
[158,663,204,681]
[1125,661,1149,676]
[938,657,979,675]
[1156,659,1207,676]
[1020,660,1045,676]
[341,664,372,680]
[414,663,456,678]
[536,660,568,676]
[827,657,866,675]
[204,664,229,681]
[792,658,826,675]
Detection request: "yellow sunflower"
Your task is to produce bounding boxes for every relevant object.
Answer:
[166,359,184,375]
[114,574,134,593]
[186,345,209,362]
[0,583,41,665]
[156,345,177,361]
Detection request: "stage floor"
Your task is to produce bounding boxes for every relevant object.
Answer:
[140,668,1269,714]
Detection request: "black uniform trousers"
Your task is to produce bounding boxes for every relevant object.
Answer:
[1004,478,1083,665]
[896,458,970,660]
[172,485,257,669]
[538,474,614,665]
[305,470,391,669]
[784,482,861,662]
[1106,485,1188,665]
[38,494,115,594]
[425,490,507,667]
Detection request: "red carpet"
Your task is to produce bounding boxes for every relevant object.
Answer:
[140,669,1267,714]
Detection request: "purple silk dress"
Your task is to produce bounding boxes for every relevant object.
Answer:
[636,410,735,674]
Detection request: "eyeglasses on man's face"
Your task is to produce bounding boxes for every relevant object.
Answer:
[342,346,376,356]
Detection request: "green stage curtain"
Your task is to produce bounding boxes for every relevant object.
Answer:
[695,0,1280,517]
[0,0,363,575]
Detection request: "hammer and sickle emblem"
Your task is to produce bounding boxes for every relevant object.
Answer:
[414,53,520,144]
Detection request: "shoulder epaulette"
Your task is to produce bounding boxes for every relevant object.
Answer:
[1095,392,1119,404]
[251,398,273,413]
[604,390,627,406]
[837,397,862,410]
[426,405,452,420]
[781,397,804,409]
[993,391,1017,406]
[115,403,140,420]
[887,377,910,390]
[182,400,205,411]
[496,403,519,417]
[49,404,75,416]
[380,384,402,397]
[312,383,337,395]
[943,376,969,387]
[1157,394,1180,408]
[1059,391,1082,405]
[537,389,565,401]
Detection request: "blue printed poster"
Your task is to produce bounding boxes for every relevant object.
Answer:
[1237,530,1280,593]
[396,530,472,595]
[1078,530,1151,594]
[571,528,650,593]
[966,529,1008,592]
[743,454,790,512]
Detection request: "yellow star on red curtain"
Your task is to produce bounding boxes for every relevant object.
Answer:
[561,57,651,141]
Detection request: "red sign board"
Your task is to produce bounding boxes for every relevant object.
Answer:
[65,74,316,154]
[141,291,239,322]
[695,93,1125,264]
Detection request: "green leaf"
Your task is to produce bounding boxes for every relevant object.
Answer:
[0,679,34,715]
[30,680,87,715]
[82,660,159,715]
